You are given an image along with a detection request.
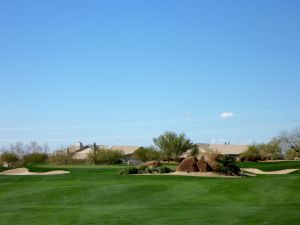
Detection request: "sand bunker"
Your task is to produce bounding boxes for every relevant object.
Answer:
[0,167,70,176]
[241,168,299,175]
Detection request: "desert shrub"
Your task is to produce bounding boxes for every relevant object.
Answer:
[23,152,48,164]
[99,149,124,164]
[87,143,102,164]
[259,139,283,160]
[48,150,74,164]
[119,167,139,175]
[135,146,161,162]
[138,165,148,173]
[145,166,156,174]
[119,165,173,175]
[88,144,124,165]
[217,155,240,176]
[156,166,173,174]
[240,145,261,162]
[13,160,25,168]
[0,152,19,164]
[285,149,300,160]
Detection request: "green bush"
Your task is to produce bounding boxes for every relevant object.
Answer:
[138,165,148,173]
[23,152,48,164]
[145,166,156,174]
[240,145,261,162]
[88,144,124,165]
[98,149,123,164]
[217,155,240,176]
[119,167,139,175]
[156,166,173,174]
[48,151,74,164]
[134,146,161,162]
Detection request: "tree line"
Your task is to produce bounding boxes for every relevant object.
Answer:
[240,127,300,161]
[1,126,300,167]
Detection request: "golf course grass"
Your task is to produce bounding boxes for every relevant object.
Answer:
[0,162,300,225]
[238,161,300,171]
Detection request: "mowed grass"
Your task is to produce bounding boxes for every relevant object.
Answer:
[0,162,300,225]
[239,160,300,171]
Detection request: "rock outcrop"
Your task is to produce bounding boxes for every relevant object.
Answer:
[143,161,161,168]
[176,156,199,172]
[176,154,221,173]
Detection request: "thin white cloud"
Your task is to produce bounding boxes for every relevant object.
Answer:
[220,112,235,119]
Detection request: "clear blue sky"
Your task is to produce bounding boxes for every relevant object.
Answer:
[0,0,300,149]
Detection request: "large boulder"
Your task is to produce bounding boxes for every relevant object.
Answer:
[197,156,212,172]
[176,156,199,172]
[143,161,161,168]
[204,154,221,171]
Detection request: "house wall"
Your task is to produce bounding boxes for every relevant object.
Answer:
[121,155,143,165]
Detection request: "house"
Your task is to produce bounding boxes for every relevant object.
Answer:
[2,161,11,168]
[181,143,248,159]
[67,142,143,165]
[109,146,143,165]
[196,143,248,158]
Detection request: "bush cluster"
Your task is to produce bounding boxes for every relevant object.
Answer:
[87,146,123,165]
[119,165,174,175]
[119,167,139,175]
[0,152,19,164]
[240,140,284,162]
[23,152,48,164]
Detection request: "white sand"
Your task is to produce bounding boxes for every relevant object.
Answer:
[241,168,299,175]
[0,167,70,176]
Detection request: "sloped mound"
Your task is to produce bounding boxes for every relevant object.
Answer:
[176,156,199,172]
[0,167,70,176]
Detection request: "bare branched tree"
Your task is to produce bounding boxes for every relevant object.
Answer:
[279,127,300,153]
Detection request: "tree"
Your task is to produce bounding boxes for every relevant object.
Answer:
[279,127,300,153]
[285,149,300,160]
[98,149,124,164]
[87,143,101,165]
[0,152,19,164]
[27,141,43,153]
[48,147,73,165]
[260,138,282,160]
[240,145,261,162]
[135,146,161,162]
[153,132,197,162]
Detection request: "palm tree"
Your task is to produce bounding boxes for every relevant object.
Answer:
[217,155,240,176]
[153,132,197,162]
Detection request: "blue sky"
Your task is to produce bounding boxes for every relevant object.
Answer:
[0,0,300,149]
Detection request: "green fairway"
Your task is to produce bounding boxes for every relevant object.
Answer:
[239,160,300,171]
[1,163,300,225]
